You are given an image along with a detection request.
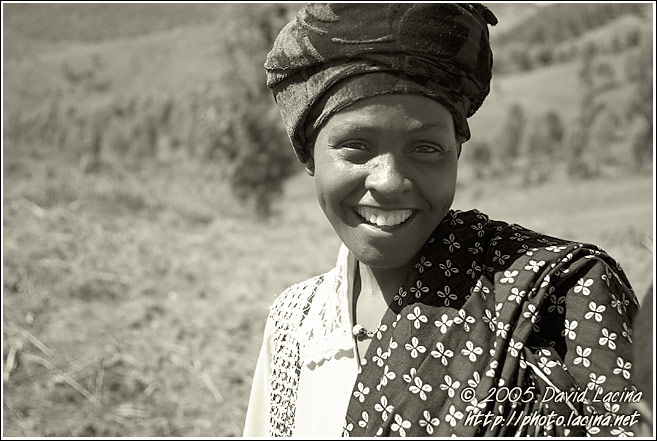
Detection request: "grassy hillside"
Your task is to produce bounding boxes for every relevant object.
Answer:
[3,4,651,168]
[2,3,228,44]
[3,3,650,111]
[4,3,651,182]
[493,3,649,47]
[3,12,226,112]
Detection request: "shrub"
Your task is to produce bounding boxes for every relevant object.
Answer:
[625,36,652,170]
[524,111,567,184]
[215,97,297,218]
[495,104,527,170]
[468,141,493,179]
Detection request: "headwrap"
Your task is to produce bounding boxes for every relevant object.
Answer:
[265,3,498,164]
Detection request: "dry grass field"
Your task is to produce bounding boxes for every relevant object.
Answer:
[2,143,652,436]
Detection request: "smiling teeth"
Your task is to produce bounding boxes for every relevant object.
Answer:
[356,207,413,227]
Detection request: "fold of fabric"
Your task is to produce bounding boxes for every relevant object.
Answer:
[342,210,640,437]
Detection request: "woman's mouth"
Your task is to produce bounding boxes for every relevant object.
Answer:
[355,206,415,228]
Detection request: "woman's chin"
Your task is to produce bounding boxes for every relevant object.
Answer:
[350,245,419,271]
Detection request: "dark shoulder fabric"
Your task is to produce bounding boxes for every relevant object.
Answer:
[343,210,639,437]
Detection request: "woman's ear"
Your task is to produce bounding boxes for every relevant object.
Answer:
[304,143,315,176]
[304,156,315,176]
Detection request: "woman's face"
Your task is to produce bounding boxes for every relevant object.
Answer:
[312,94,459,270]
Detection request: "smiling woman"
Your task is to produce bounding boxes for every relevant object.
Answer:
[311,95,461,366]
[243,3,645,438]
[312,95,459,272]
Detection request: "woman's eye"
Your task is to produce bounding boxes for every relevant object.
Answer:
[340,141,368,151]
[413,144,442,154]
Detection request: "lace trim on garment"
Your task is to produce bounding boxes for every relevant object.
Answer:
[267,275,322,437]
[296,244,355,365]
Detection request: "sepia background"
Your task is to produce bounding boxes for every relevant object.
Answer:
[2,3,653,437]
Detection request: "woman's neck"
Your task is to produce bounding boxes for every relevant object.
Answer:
[357,263,409,307]
[351,259,414,361]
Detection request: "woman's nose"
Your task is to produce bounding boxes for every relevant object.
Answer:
[364,154,412,197]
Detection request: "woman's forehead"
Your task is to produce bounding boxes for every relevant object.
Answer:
[323,95,455,132]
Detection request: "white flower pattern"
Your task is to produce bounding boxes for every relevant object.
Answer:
[575,278,594,295]
[461,340,483,362]
[405,337,427,359]
[445,405,464,427]
[407,306,428,329]
[374,395,393,421]
[585,302,606,322]
[353,382,370,403]
[430,341,454,366]
[500,270,518,284]
[574,346,592,367]
[613,357,631,380]
[419,410,440,434]
[524,259,546,272]
[409,280,429,299]
[599,328,617,350]
[439,374,460,398]
[562,319,578,340]
[434,313,454,333]
[391,414,411,436]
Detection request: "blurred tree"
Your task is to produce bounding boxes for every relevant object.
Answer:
[624,36,653,169]
[530,26,546,44]
[566,49,610,179]
[468,141,493,179]
[496,104,527,171]
[534,46,554,67]
[159,96,174,127]
[596,62,616,86]
[589,108,625,169]
[545,111,566,147]
[579,43,597,88]
[611,35,624,52]
[626,29,640,48]
[524,111,566,184]
[510,48,532,71]
[199,4,299,217]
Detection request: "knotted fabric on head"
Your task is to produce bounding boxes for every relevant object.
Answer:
[265,3,498,164]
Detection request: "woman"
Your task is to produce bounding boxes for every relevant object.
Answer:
[244,4,642,437]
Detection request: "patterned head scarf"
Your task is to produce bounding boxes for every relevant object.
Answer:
[265,3,498,164]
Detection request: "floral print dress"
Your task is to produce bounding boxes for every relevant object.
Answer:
[244,210,641,437]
